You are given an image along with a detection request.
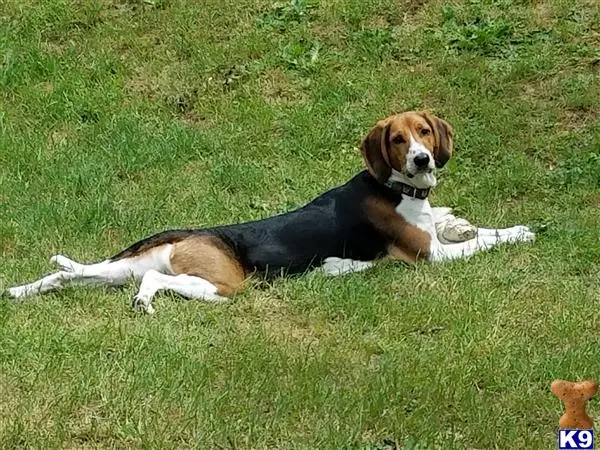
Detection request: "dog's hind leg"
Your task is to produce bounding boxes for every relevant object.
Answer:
[131,270,227,314]
[128,235,246,314]
[6,245,174,300]
[6,263,129,300]
[7,270,80,299]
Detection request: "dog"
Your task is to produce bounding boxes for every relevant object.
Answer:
[5,111,535,313]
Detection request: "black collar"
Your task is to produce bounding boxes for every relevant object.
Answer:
[384,180,431,199]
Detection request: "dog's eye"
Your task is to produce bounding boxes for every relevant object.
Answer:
[420,128,431,136]
[392,135,406,144]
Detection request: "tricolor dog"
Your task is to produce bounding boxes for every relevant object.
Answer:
[6,111,535,313]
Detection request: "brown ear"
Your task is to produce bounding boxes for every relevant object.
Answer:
[419,111,454,168]
[361,119,392,183]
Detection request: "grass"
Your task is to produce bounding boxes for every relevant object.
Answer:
[0,0,599,448]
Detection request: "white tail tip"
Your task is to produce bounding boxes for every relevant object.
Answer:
[50,255,82,272]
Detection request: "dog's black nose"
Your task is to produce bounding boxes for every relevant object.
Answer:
[414,153,430,168]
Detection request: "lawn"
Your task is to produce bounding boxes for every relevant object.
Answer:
[1,0,599,448]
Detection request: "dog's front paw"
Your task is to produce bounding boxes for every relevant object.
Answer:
[519,230,536,243]
[505,225,536,244]
[320,257,373,276]
[323,257,342,264]
[320,258,346,276]
[508,225,532,234]
[131,295,155,315]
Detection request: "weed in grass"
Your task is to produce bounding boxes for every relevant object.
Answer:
[440,4,516,55]
[258,0,317,31]
[281,39,322,73]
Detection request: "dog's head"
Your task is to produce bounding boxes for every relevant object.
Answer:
[360,111,454,189]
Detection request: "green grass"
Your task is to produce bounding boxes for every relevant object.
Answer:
[1,0,599,448]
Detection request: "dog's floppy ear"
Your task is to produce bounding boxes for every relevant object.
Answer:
[419,111,454,168]
[361,119,392,183]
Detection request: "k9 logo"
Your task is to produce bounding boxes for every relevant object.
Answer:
[558,429,594,449]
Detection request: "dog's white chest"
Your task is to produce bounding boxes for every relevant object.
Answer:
[395,196,437,239]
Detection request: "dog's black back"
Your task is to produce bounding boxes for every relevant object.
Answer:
[112,171,402,277]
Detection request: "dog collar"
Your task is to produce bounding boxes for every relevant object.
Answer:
[384,180,431,199]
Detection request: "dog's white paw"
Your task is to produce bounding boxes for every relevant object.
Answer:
[320,257,373,276]
[516,230,536,243]
[131,295,155,315]
[503,226,536,244]
[323,257,342,264]
[508,225,532,235]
